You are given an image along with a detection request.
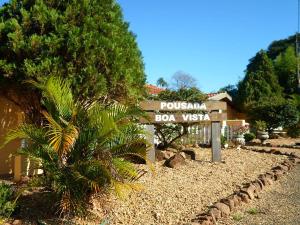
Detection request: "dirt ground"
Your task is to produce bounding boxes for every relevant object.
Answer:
[2,138,299,225]
[218,164,300,225]
[102,148,286,225]
[253,137,300,146]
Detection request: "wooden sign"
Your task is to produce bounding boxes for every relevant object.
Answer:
[140,112,226,124]
[140,99,225,163]
[140,100,227,112]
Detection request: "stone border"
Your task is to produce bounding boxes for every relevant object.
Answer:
[190,147,300,225]
[247,143,300,149]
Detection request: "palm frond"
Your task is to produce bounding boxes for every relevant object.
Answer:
[28,77,74,119]
[1,124,47,148]
[111,179,143,199]
[112,158,140,180]
[87,104,117,134]
[43,111,78,157]
[111,139,148,158]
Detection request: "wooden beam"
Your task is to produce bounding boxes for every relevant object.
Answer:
[140,112,227,124]
[140,100,227,111]
[145,125,155,162]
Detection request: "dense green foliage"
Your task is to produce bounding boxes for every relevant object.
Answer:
[267,34,296,60]
[4,77,148,216]
[236,50,283,109]
[152,87,206,102]
[249,100,299,131]
[0,183,16,218]
[274,46,298,94]
[235,35,300,135]
[0,0,145,103]
[244,132,255,143]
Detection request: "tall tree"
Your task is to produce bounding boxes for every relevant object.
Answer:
[236,50,283,109]
[0,0,146,108]
[171,71,197,89]
[274,46,298,94]
[267,34,296,60]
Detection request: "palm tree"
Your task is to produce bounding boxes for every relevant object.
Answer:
[4,77,149,216]
[156,77,168,88]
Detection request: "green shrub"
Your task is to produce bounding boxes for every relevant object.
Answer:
[287,124,300,138]
[0,183,16,218]
[221,135,228,147]
[4,77,148,217]
[254,120,267,131]
[232,212,243,221]
[247,207,259,215]
[244,132,256,142]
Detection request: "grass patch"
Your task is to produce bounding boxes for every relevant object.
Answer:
[232,213,243,221]
[247,207,259,215]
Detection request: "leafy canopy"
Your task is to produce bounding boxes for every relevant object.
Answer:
[0,0,146,103]
[236,50,283,109]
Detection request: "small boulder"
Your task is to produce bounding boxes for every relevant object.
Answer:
[239,192,250,203]
[182,149,196,160]
[155,150,165,161]
[209,208,221,220]
[166,147,178,153]
[221,197,235,211]
[12,220,22,225]
[214,202,230,216]
[164,153,185,168]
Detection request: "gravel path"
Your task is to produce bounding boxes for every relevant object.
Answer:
[218,164,300,225]
[98,148,286,225]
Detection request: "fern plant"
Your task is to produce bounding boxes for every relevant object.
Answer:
[0,183,16,218]
[4,77,149,217]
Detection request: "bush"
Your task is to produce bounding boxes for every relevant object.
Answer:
[287,124,300,138]
[221,135,228,147]
[244,133,256,142]
[0,183,16,218]
[4,77,148,217]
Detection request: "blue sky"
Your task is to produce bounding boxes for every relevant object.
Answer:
[0,0,297,92]
[117,0,297,92]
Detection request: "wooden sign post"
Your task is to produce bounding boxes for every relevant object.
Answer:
[145,124,155,162]
[140,100,226,162]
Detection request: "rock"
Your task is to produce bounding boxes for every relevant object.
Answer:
[161,150,175,159]
[209,208,221,220]
[166,147,178,153]
[193,143,199,148]
[155,150,165,161]
[221,197,235,210]
[182,149,196,160]
[279,164,289,171]
[12,220,22,225]
[164,153,185,168]
[232,194,242,206]
[241,184,257,199]
[200,220,213,225]
[260,176,273,186]
[214,202,230,216]
[252,181,263,192]
[291,157,300,164]
[180,152,187,159]
[273,169,284,179]
[239,192,250,203]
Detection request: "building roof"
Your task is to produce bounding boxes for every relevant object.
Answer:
[146,84,165,95]
[207,92,232,102]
